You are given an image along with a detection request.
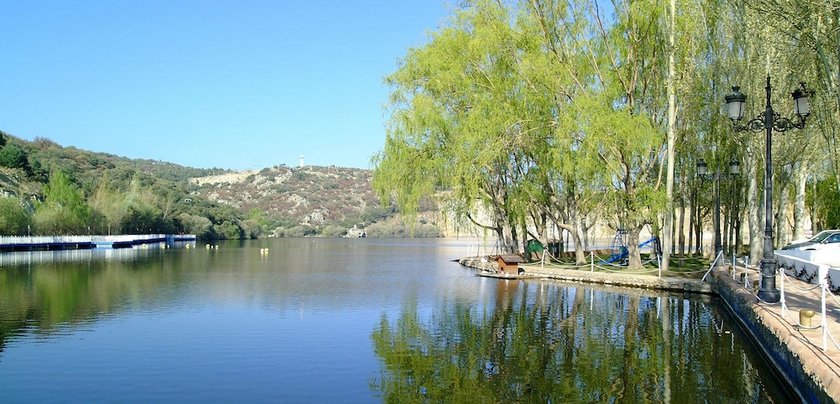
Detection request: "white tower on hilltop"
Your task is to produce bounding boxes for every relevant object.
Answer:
[299,155,305,168]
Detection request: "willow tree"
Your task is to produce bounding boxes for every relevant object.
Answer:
[375,0,673,267]
[513,0,606,264]
[570,0,670,268]
[373,1,537,253]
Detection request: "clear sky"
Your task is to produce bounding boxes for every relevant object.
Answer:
[0,1,450,170]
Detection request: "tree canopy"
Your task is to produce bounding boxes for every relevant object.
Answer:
[374,0,840,268]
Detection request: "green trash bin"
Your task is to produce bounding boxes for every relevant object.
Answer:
[527,239,544,254]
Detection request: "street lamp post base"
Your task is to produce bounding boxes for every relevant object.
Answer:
[757,289,780,303]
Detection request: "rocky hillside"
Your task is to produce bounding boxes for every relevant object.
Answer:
[188,165,442,237]
[190,165,376,233]
[0,130,442,238]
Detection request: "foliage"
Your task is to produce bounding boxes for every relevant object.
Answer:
[33,171,92,235]
[366,218,441,238]
[0,144,31,173]
[0,134,246,239]
[320,225,348,237]
[176,213,214,239]
[372,0,840,264]
[809,175,840,229]
[373,0,670,266]
[277,225,317,238]
[0,197,31,235]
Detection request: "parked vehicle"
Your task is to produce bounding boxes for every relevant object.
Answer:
[782,230,840,251]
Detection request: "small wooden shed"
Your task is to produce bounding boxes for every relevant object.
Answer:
[496,254,524,275]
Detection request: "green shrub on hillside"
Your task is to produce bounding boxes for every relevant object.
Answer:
[0,144,31,173]
[0,197,31,235]
[34,171,92,235]
[320,225,347,237]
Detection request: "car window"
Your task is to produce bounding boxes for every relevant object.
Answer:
[812,231,833,242]
[826,234,840,243]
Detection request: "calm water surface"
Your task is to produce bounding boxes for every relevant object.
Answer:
[0,239,792,402]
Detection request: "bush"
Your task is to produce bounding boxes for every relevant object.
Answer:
[214,221,243,240]
[177,213,213,239]
[0,144,30,172]
[278,225,316,237]
[365,221,406,238]
[320,225,347,237]
[365,219,441,238]
[359,205,391,226]
[0,197,31,235]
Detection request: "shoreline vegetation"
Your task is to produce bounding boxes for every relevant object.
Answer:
[0,132,441,240]
[370,0,840,272]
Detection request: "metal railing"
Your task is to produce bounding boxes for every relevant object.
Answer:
[721,255,840,353]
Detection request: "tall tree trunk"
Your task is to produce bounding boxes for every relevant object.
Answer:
[626,225,643,269]
[572,229,586,265]
[678,191,686,255]
[725,180,735,254]
[569,212,587,265]
[671,208,677,254]
[776,179,790,248]
[509,225,519,254]
[723,203,730,254]
[662,0,677,273]
[580,215,591,251]
[792,161,808,241]
[688,189,695,256]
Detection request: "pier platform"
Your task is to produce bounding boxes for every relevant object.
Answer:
[0,234,196,252]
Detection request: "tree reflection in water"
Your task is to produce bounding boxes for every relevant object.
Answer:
[370,279,790,402]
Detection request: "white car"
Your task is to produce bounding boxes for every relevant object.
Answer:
[782,230,840,251]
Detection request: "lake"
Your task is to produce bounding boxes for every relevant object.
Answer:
[0,238,792,402]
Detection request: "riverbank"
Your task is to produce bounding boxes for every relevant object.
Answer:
[458,256,712,294]
[459,256,840,402]
[0,234,196,252]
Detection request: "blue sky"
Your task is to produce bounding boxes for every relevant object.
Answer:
[0,1,450,170]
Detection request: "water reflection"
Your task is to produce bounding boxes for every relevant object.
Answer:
[371,279,792,402]
[0,244,196,352]
[0,239,794,401]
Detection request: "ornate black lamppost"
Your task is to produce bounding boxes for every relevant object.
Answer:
[696,158,740,261]
[724,75,810,303]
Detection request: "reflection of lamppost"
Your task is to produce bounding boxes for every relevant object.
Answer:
[724,75,811,303]
[696,158,740,260]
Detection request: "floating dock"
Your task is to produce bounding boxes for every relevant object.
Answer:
[0,234,196,252]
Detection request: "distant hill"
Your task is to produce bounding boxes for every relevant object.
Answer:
[0,132,441,238]
[188,165,442,237]
[189,165,380,235]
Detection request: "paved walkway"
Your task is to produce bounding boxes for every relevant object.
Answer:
[725,264,840,400]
